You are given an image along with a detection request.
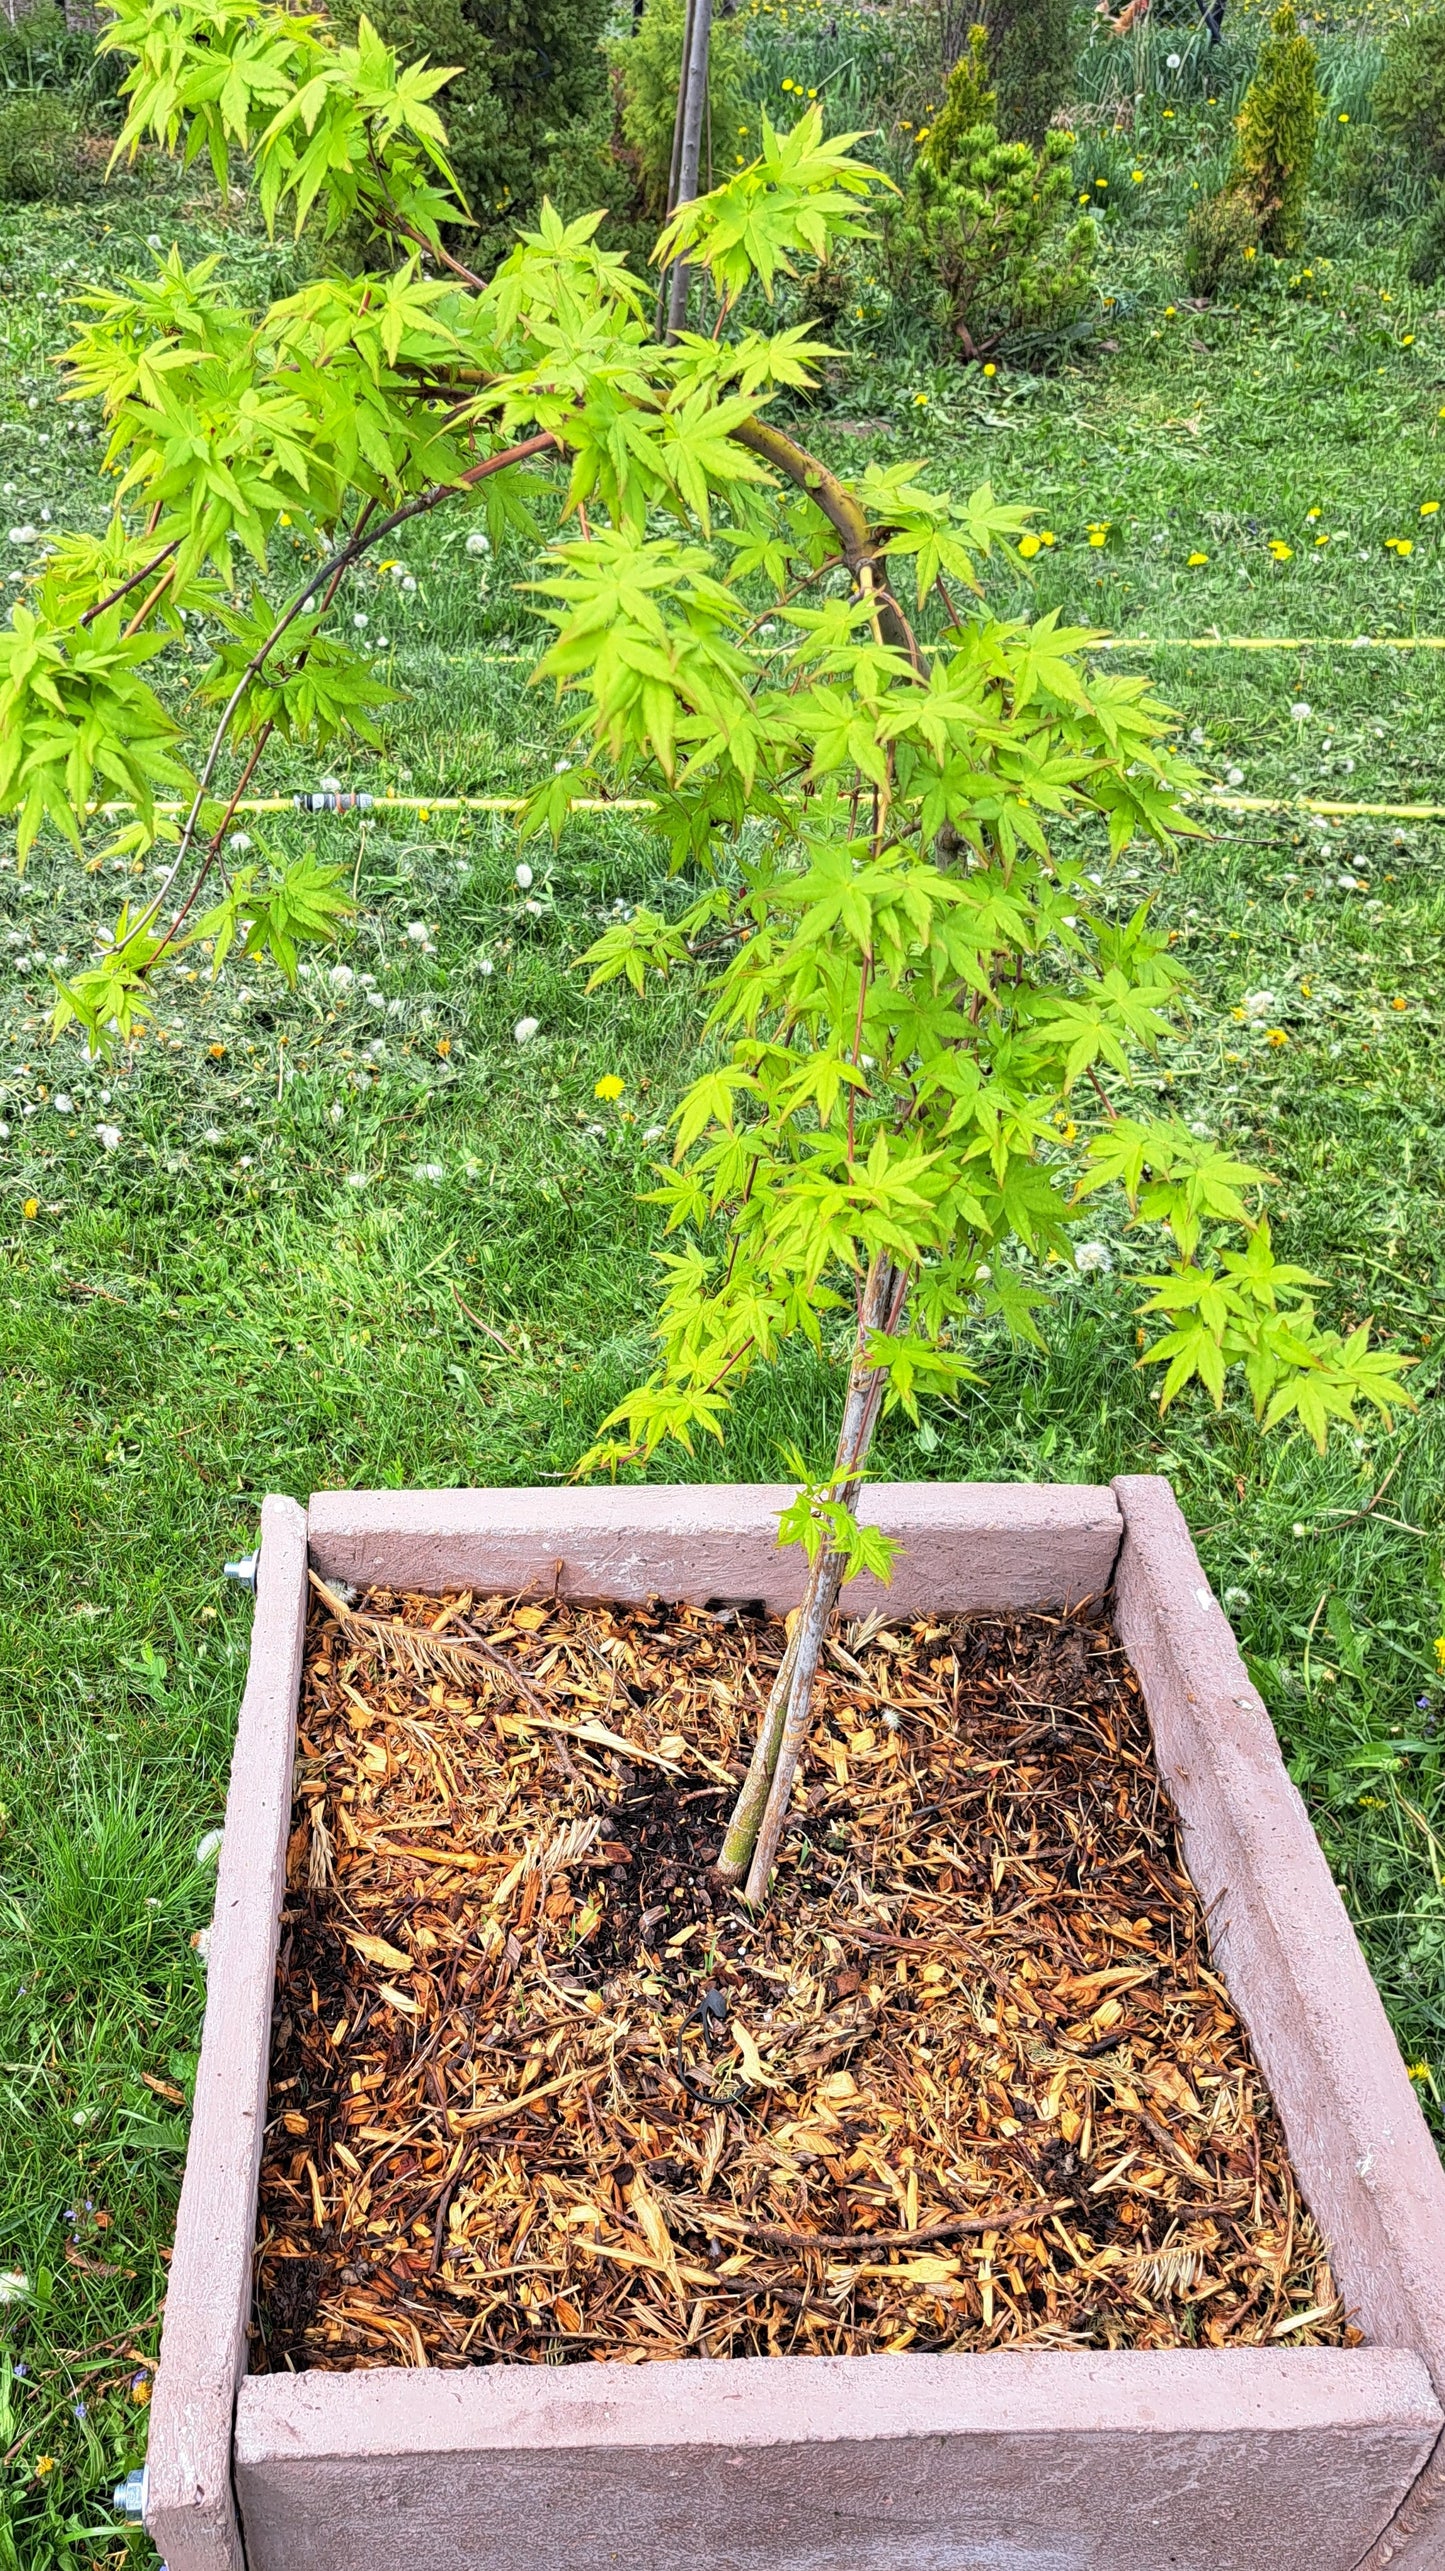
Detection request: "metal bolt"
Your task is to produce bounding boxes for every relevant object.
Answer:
[112,2465,148,2521]
[224,1552,259,1594]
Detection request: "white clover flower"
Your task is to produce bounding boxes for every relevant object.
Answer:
[329,963,354,988]
[329,1102,344,1124]
[7,526,38,545]
[401,575,417,594]
[195,1828,223,1866]
[515,861,534,889]
[465,529,491,555]
[514,1015,540,1045]
[201,1127,225,1145]
[95,1124,121,1150]
[1190,726,1206,745]
[1074,1241,1114,1275]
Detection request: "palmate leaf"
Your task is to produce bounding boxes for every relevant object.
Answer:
[654,109,887,304]
[197,851,353,985]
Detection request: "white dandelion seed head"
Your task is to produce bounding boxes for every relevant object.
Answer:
[227,831,252,854]
[1290,701,1312,721]
[513,1015,540,1045]
[195,1828,223,1866]
[413,1161,445,1183]
[1226,767,1245,787]
[478,958,495,976]
[345,1170,370,1187]
[1074,1240,1114,1275]
[1223,1586,1251,1612]
[465,529,491,555]
[54,1093,73,1114]
[95,1124,121,1150]
[405,920,429,943]
[514,862,534,889]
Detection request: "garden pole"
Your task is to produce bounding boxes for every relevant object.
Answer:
[665,0,714,339]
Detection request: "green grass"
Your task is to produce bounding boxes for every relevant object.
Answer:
[3,40,1445,2564]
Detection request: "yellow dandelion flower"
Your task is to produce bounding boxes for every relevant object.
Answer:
[1018,534,1041,558]
[35,2458,55,2479]
[983,361,997,376]
[1422,500,1440,515]
[22,1198,38,1220]
[1385,536,1414,555]
[1131,168,1144,182]
[1306,506,1321,520]
[1187,551,1208,566]
[1266,1028,1289,1047]
[594,1075,625,1101]
[1268,538,1293,560]
[1391,996,1408,1010]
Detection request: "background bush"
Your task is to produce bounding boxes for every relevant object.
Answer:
[0,90,85,204]
[327,0,611,268]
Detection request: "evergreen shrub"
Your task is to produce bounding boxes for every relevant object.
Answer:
[891,24,1095,360]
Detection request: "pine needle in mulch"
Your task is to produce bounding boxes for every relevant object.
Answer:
[251,1582,1350,2372]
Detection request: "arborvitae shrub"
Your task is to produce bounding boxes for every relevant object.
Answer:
[892,24,1094,359]
[611,0,752,225]
[1374,3,1445,180]
[328,0,610,268]
[1231,0,1322,253]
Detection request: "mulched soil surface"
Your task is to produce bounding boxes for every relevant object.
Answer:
[250,1580,1349,2371]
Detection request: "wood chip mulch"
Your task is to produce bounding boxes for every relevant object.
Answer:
[250,1579,1351,2371]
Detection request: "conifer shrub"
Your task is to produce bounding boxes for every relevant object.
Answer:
[983,0,1076,144]
[1230,0,1322,253]
[1184,1,1320,290]
[891,23,1095,360]
[328,0,610,267]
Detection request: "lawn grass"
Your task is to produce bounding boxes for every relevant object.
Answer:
[2,28,1445,2561]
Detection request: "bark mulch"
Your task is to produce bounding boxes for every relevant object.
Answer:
[250,1576,1350,2372]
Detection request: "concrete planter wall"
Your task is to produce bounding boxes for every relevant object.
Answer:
[145,1481,1445,2571]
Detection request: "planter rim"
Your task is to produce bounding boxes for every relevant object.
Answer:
[144,1477,1445,2571]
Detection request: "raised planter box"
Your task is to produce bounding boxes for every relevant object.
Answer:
[145,1481,1445,2571]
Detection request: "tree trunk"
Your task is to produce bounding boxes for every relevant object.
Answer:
[664,0,714,339]
[716,1251,901,1902]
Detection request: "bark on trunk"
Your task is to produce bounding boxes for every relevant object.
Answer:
[717,1251,901,1902]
